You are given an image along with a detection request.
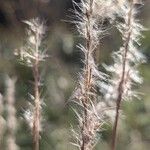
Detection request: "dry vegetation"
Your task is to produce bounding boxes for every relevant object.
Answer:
[0,0,148,150]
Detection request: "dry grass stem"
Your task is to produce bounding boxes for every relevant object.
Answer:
[99,1,146,149]
[5,77,19,150]
[15,18,47,150]
[71,0,117,149]
[0,94,5,149]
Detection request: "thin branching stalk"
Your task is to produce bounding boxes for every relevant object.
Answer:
[103,1,145,149]
[71,0,116,150]
[15,18,47,150]
[5,77,19,150]
[111,3,134,149]
[72,0,102,149]
[81,1,94,149]
[0,94,5,149]
[32,27,41,150]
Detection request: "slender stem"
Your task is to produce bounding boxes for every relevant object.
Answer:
[81,0,94,150]
[32,30,40,150]
[111,2,134,150]
[6,78,18,150]
[0,94,3,149]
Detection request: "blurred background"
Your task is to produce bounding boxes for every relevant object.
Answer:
[0,0,149,150]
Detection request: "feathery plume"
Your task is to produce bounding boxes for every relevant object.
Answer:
[100,1,145,149]
[70,0,116,149]
[15,18,47,150]
[0,94,5,149]
[5,77,19,150]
